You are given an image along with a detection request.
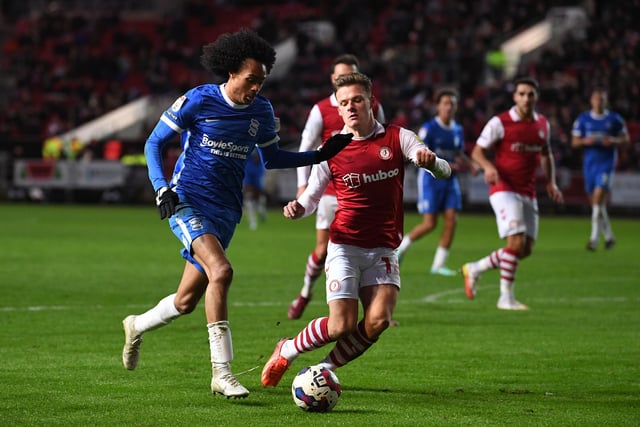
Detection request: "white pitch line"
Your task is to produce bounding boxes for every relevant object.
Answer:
[0,292,637,312]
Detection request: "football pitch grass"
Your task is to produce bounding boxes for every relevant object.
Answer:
[0,203,638,426]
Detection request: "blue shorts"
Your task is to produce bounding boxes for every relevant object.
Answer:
[416,169,461,214]
[243,160,265,190]
[169,203,237,275]
[583,165,613,194]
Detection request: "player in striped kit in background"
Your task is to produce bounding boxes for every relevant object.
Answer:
[461,77,564,310]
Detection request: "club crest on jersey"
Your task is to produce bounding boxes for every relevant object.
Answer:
[171,95,187,112]
[538,129,545,139]
[379,146,393,160]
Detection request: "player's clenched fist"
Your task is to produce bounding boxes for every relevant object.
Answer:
[283,200,306,219]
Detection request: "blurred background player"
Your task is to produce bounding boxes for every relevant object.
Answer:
[288,54,386,319]
[396,88,478,276]
[262,72,450,388]
[120,29,351,399]
[243,147,267,230]
[461,77,564,310]
[571,88,629,251]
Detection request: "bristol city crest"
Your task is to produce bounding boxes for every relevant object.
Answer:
[379,146,393,160]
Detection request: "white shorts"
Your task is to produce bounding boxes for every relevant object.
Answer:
[324,241,401,303]
[489,191,539,240]
[315,194,338,229]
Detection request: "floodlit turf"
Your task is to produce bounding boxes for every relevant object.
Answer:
[0,203,638,426]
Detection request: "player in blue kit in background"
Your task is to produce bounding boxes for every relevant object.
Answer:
[120,29,351,399]
[396,89,478,275]
[243,147,267,230]
[571,88,629,251]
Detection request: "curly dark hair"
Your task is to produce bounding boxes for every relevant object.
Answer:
[200,29,276,76]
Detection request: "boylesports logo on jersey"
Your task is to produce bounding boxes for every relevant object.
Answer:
[200,134,250,159]
[341,168,400,189]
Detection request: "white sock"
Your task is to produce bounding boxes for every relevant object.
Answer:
[280,339,298,361]
[590,205,601,242]
[208,320,234,367]
[258,194,267,218]
[599,205,614,240]
[431,246,449,270]
[396,235,412,256]
[244,199,257,230]
[134,293,181,333]
[300,282,313,298]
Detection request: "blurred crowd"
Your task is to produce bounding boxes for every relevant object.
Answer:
[1,0,638,170]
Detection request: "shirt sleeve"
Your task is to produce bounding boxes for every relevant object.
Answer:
[144,120,180,191]
[296,104,324,187]
[296,161,331,217]
[476,116,504,149]
[400,127,429,164]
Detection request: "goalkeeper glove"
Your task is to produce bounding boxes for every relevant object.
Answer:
[315,133,353,163]
[155,186,179,220]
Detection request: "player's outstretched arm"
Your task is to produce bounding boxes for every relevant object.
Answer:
[259,133,352,169]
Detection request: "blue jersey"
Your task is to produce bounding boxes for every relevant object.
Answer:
[145,84,316,225]
[572,110,627,172]
[416,117,464,213]
[418,117,464,164]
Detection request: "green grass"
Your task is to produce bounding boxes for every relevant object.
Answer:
[0,203,638,426]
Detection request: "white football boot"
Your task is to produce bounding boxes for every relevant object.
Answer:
[122,315,143,370]
[211,364,250,399]
[497,295,529,311]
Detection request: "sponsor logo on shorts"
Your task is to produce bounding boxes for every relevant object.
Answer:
[328,280,341,293]
[189,218,203,231]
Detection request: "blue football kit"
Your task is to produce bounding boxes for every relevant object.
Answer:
[416,117,464,214]
[145,83,316,271]
[572,110,627,193]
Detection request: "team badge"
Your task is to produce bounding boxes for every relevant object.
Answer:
[379,146,393,160]
[328,280,341,293]
[171,95,187,112]
[538,129,545,139]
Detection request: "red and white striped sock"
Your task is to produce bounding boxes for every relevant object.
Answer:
[301,252,325,297]
[284,317,331,359]
[474,248,503,273]
[322,321,375,369]
[499,248,519,296]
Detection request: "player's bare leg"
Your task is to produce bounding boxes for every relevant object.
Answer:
[193,235,249,398]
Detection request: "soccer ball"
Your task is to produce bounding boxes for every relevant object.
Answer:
[291,365,342,412]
